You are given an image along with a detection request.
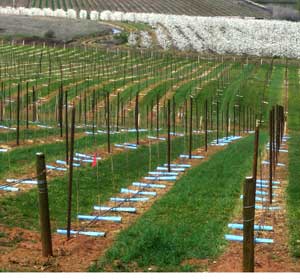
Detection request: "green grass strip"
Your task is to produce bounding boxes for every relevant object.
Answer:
[0,134,205,230]
[92,133,267,272]
[287,65,300,257]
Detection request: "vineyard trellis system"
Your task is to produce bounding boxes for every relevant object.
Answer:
[0,39,295,272]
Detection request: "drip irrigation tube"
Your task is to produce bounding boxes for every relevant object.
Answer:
[120,188,157,196]
[57,229,105,237]
[94,206,136,213]
[132,182,166,188]
[77,215,122,222]
[225,234,274,244]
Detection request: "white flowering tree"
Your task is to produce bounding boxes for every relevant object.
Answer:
[0,5,300,58]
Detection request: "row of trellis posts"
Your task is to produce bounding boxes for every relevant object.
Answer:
[243,104,285,272]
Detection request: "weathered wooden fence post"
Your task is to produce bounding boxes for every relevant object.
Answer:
[253,125,260,181]
[167,100,171,172]
[205,99,208,152]
[243,176,255,272]
[16,84,20,146]
[189,96,193,159]
[107,92,111,153]
[36,153,53,257]
[67,106,76,240]
[269,109,273,204]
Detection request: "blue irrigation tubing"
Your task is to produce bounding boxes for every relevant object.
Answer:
[256,179,280,185]
[110,197,149,202]
[148,171,179,176]
[57,229,105,237]
[261,161,286,167]
[255,205,281,210]
[0,185,19,192]
[256,184,280,189]
[228,223,273,231]
[147,136,166,141]
[6,178,38,185]
[224,234,274,244]
[163,163,191,168]
[93,206,136,213]
[120,188,157,196]
[256,190,278,196]
[77,215,122,223]
[144,176,177,181]
[56,160,81,167]
[240,195,267,202]
[75,152,93,159]
[46,165,67,171]
[132,182,166,188]
[179,155,205,159]
[156,166,185,172]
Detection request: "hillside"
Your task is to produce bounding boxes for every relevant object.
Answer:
[4,0,271,18]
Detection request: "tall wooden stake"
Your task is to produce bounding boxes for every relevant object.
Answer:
[65,91,69,165]
[36,153,53,257]
[167,100,171,172]
[135,92,139,145]
[269,109,273,204]
[253,125,260,181]
[205,100,208,152]
[67,106,76,240]
[189,97,193,159]
[16,84,20,146]
[107,92,111,153]
[243,177,255,272]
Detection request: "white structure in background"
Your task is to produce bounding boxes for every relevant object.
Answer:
[155,25,172,50]
[43,8,54,17]
[98,10,300,58]
[128,32,138,47]
[0,6,300,58]
[53,9,67,18]
[140,31,152,48]
[79,9,88,19]
[67,9,77,19]
[90,10,99,21]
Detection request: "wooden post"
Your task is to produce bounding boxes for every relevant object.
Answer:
[135,92,139,145]
[150,101,153,131]
[67,106,76,240]
[269,110,273,204]
[156,94,159,138]
[26,82,29,128]
[173,97,176,135]
[59,86,63,137]
[216,100,219,144]
[32,86,37,122]
[107,92,111,153]
[226,102,229,139]
[233,105,236,136]
[185,99,188,135]
[239,105,241,136]
[92,90,95,136]
[243,176,255,272]
[116,92,120,131]
[167,100,171,172]
[65,91,69,165]
[253,125,260,181]
[189,97,193,159]
[84,90,87,126]
[16,84,20,146]
[205,100,208,152]
[36,153,53,257]
[210,98,213,130]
